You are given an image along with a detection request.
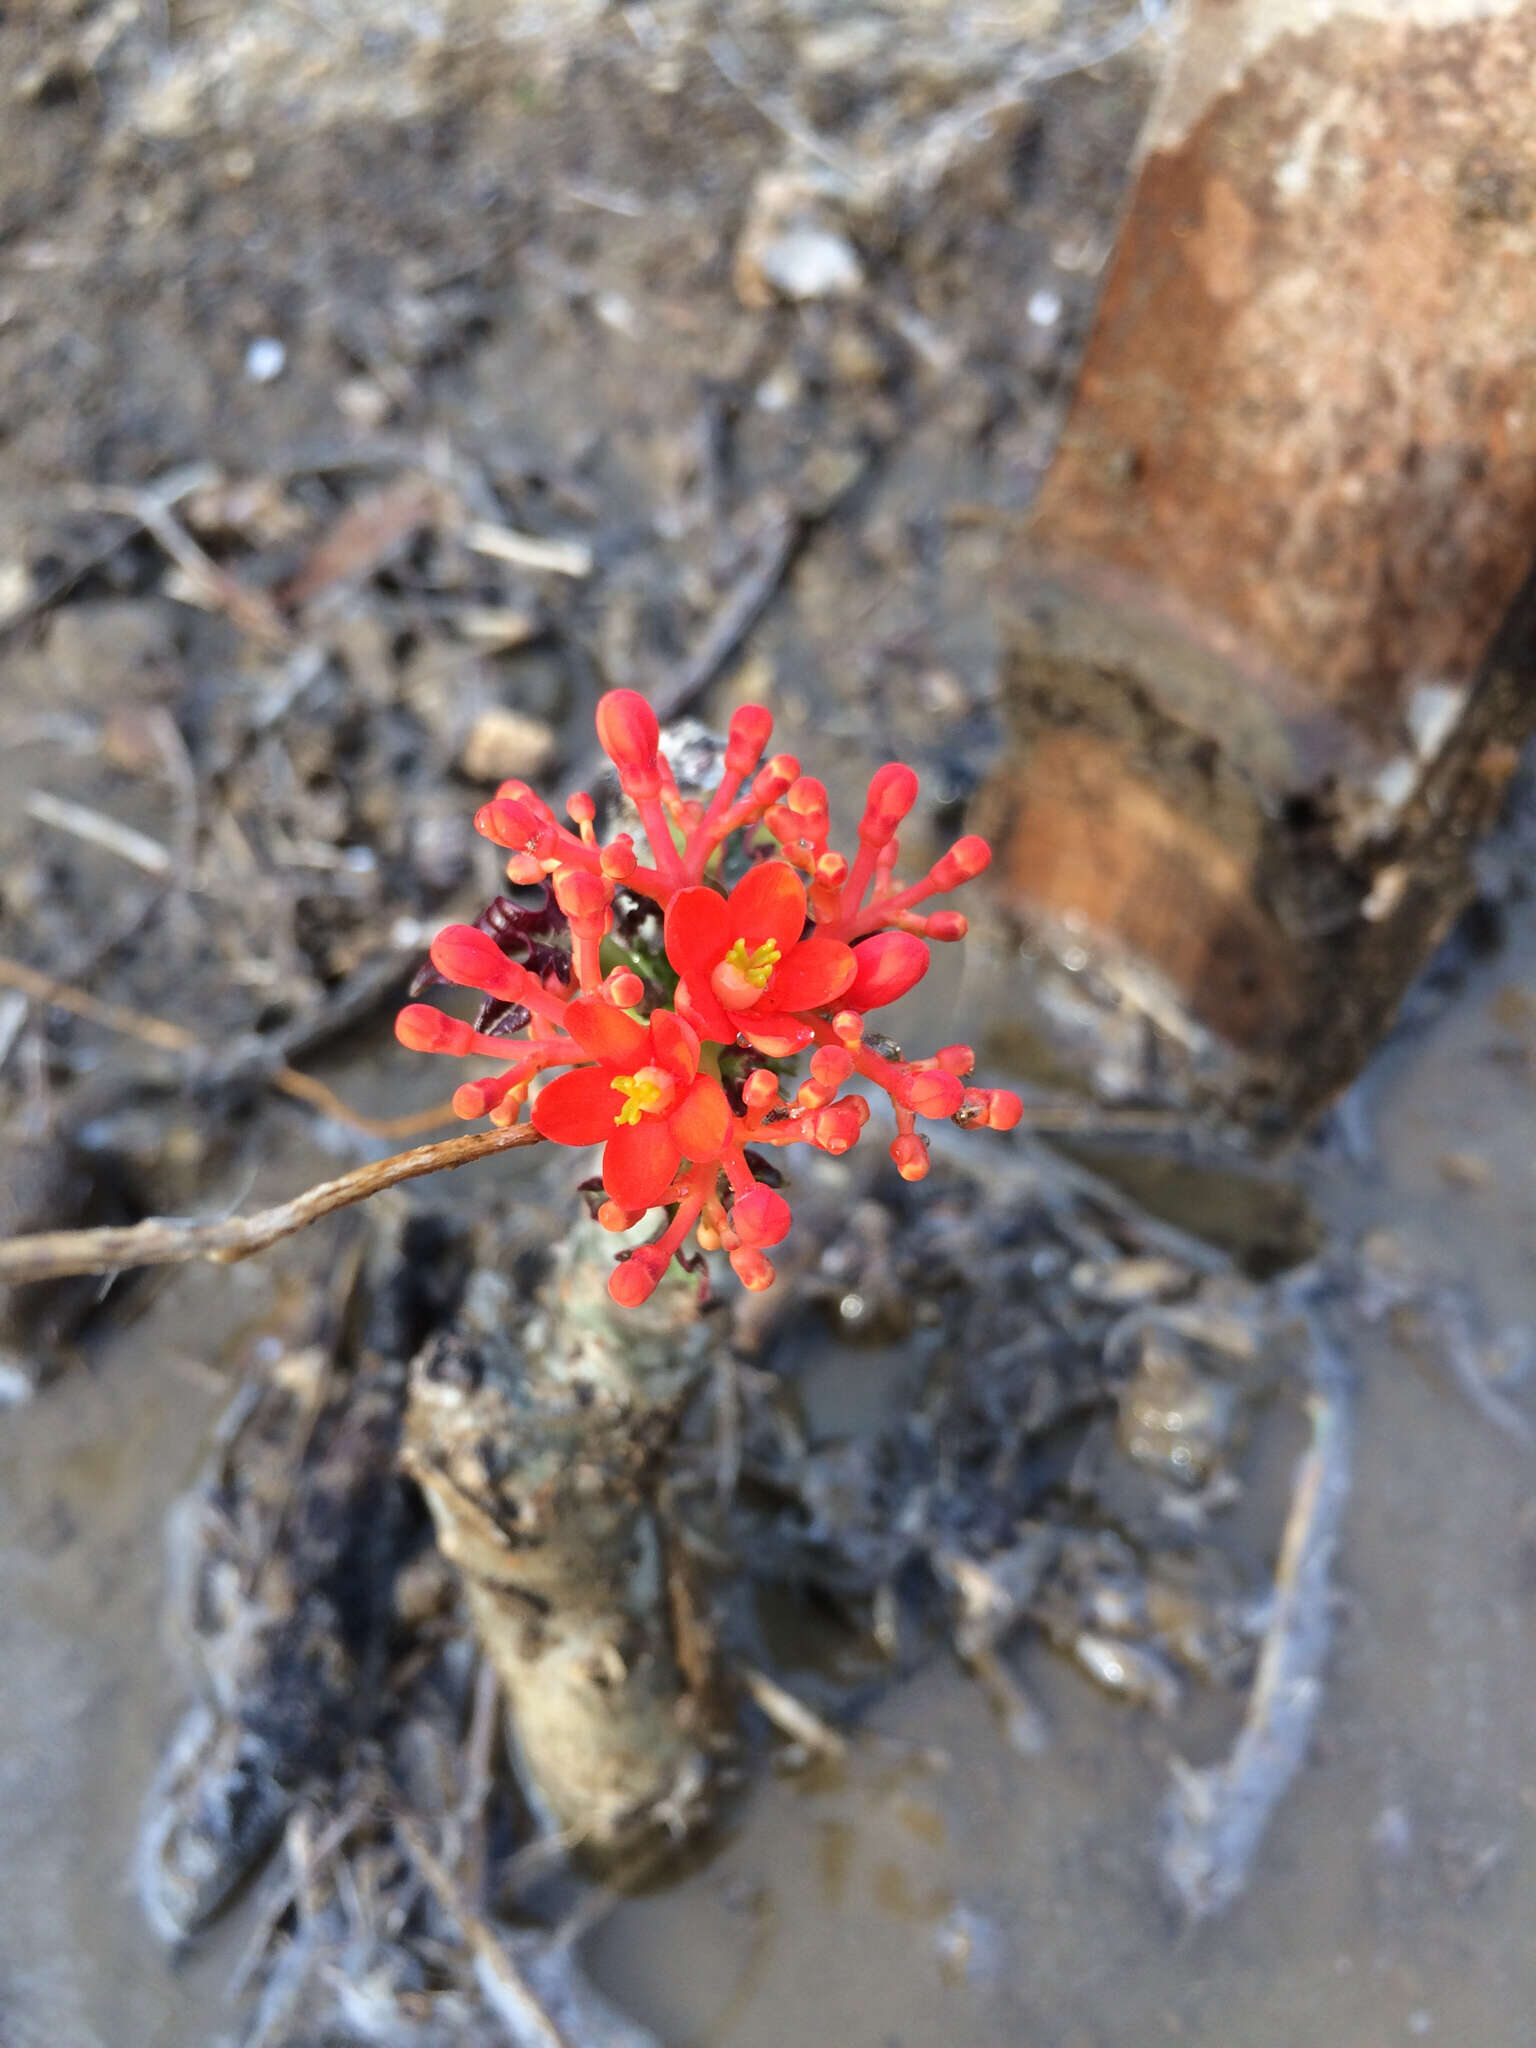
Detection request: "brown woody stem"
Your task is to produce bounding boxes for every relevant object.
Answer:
[0,1125,545,1284]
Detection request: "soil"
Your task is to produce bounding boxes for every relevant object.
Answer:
[4,5,1536,2047]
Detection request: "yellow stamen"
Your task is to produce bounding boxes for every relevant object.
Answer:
[723,935,781,990]
[611,1067,667,1126]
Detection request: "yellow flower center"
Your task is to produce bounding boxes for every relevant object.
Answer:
[611,1064,674,1126]
[712,935,782,1011]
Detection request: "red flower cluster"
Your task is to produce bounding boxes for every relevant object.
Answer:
[397,691,1021,1305]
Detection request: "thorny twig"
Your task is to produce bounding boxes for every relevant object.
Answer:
[0,1124,544,1284]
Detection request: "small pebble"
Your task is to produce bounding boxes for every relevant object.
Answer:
[244,336,287,384]
[1436,1151,1494,1191]
[458,706,558,784]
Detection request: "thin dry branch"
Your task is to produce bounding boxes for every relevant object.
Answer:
[71,480,292,649]
[0,954,459,1141]
[395,1816,575,2048]
[0,1124,544,1284]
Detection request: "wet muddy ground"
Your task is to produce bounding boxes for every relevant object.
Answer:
[3,4,1535,2045]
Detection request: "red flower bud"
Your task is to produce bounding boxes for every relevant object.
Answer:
[396,1005,479,1055]
[859,763,919,845]
[898,1068,965,1119]
[552,866,610,930]
[742,1069,780,1113]
[595,689,659,768]
[603,968,645,1008]
[726,704,774,775]
[732,1185,792,1248]
[811,1100,865,1154]
[891,1133,930,1181]
[609,1245,668,1306]
[925,911,968,942]
[452,1072,528,1120]
[809,1044,854,1089]
[595,689,661,795]
[846,930,930,1010]
[476,795,557,857]
[934,1044,975,1075]
[987,1089,1024,1131]
[752,755,800,804]
[729,1247,775,1291]
[430,925,532,1003]
[600,836,638,881]
[929,835,991,890]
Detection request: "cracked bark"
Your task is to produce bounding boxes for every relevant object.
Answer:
[401,1221,728,1862]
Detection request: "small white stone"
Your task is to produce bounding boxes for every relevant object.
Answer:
[1371,756,1418,816]
[754,365,801,414]
[244,336,287,384]
[0,1357,34,1409]
[755,225,863,302]
[1406,681,1465,761]
[1361,862,1408,922]
[594,290,638,336]
[336,376,391,428]
[458,706,558,784]
[0,558,34,624]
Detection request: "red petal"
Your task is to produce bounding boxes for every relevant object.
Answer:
[728,860,806,953]
[769,935,856,1012]
[649,1007,700,1083]
[664,886,732,985]
[603,1121,681,1212]
[674,976,737,1046]
[564,995,648,1068]
[531,1065,622,1145]
[667,1073,731,1159]
[737,1012,815,1057]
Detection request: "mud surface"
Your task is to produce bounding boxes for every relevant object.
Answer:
[4,5,1536,2046]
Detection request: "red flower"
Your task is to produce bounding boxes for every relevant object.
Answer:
[665,861,855,1055]
[530,998,731,1211]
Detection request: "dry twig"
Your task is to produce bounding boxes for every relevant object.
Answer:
[396,1817,574,2048]
[1159,1300,1354,1920]
[0,1124,544,1284]
[0,954,459,1142]
[72,480,291,649]
[27,788,175,878]
[465,520,594,580]
[738,1661,847,1760]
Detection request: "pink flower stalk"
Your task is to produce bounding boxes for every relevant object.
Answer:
[398,690,1021,1305]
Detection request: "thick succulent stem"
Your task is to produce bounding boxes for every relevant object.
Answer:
[401,1218,727,1861]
